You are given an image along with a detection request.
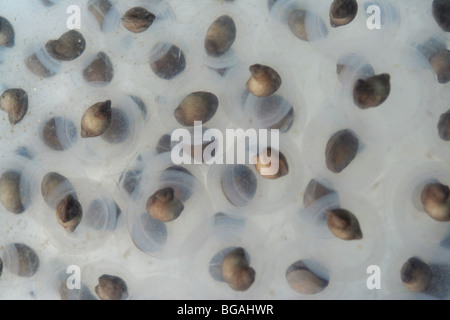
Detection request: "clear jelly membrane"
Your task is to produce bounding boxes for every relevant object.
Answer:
[0,154,38,214]
[301,102,386,191]
[22,4,101,79]
[157,66,231,134]
[333,46,436,145]
[421,82,450,163]
[30,158,118,254]
[180,214,273,299]
[298,192,386,283]
[187,2,251,71]
[205,136,305,215]
[1,0,449,300]
[384,160,450,250]
[383,243,450,299]
[270,240,364,300]
[0,235,44,299]
[207,160,299,216]
[77,259,135,300]
[101,0,178,65]
[223,57,306,135]
[126,153,213,259]
[45,88,146,175]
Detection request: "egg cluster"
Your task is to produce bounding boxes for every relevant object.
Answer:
[0,0,449,300]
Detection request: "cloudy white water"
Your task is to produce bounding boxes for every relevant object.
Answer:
[0,0,449,299]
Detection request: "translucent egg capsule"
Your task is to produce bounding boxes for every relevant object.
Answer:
[117,156,145,200]
[0,16,15,48]
[0,171,25,214]
[401,257,433,293]
[207,138,304,216]
[429,49,450,84]
[250,95,295,133]
[205,15,236,58]
[220,247,256,291]
[82,52,114,84]
[41,171,76,209]
[46,179,117,253]
[2,243,39,278]
[420,182,450,222]
[0,154,36,214]
[0,88,28,125]
[126,153,212,259]
[303,178,336,208]
[180,215,272,299]
[55,194,83,232]
[325,129,359,174]
[80,100,112,138]
[285,260,329,295]
[187,2,258,71]
[383,243,449,300]
[31,155,117,254]
[353,73,391,109]
[432,0,450,32]
[156,134,172,154]
[267,0,326,53]
[23,2,109,81]
[383,159,450,251]
[299,192,386,282]
[438,110,450,141]
[46,89,146,176]
[336,53,375,84]
[219,165,257,208]
[100,1,177,66]
[302,103,385,191]
[326,208,363,241]
[420,88,450,163]
[122,7,155,33]
[269,240,352,299]
[146,187,184,223]
[224,59,306,136]
[174,92,219,127]
[24,49,59,78]
[329,0,358,28]
[45,30,86,62]
[413,37,450,84]
[88,0,116,31]
[287,7,328,42]
[38,116,78,152]
[72,260,135,300]
[95,274,129,300]
[246,64,282,98]
[157,68,231,137]
[150,42,186,80]
[116,145,195,206]
[327,47,436,145]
